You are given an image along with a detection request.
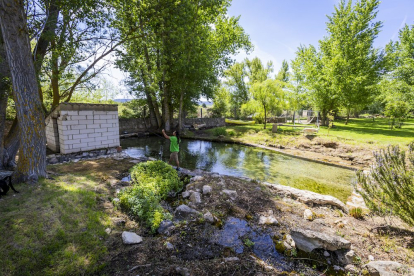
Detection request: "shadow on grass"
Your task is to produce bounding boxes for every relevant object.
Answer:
[0,174,111,276]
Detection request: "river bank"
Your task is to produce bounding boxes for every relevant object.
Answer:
[1,155,411,275]
[182,127,376,171]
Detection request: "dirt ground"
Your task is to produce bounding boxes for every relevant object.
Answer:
[51,158,414,276]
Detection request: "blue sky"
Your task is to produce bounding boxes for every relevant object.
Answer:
[113,0,414,98]
[227,0,414,72]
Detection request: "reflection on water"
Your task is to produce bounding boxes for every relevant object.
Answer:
[212,217,290,270]
[121,137,355,202]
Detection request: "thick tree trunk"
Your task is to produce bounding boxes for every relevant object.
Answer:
[0,0,47,182]
[0,89,7,170]
[0,28,10,169]
[3,118,19,168]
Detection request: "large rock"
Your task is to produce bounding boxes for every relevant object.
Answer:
[191,175,204,182]
[174,205,200,220]
[290,229,351,253]
[364,261,414,276]
[264,182,348,212]
[303,209,314,221]
[122,231,143,245]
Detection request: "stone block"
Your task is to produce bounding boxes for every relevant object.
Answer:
[78,111,93,116]
[87,124,101,129]
[62,139,81,145]
[94,119,107,124]
[100,123,113,128]
[71,124,87,130]
[60,110,79,116]
[73,134,88,139]
[79,128,95,134]
[88,141,102,147]
[78,120,94,125]
[70,115,87,120]
[88,133,102,138]
[95,128,108,133]
[99,115,113,119]
[62,129,80,135]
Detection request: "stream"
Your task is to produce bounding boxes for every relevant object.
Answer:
[121,137,355,202]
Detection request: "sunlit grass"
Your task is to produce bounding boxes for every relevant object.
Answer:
[207,118,414,149]
[0,173,111,276]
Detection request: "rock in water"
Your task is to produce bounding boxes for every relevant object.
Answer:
[290,228,351,252]
[174,205,200,220]
[122,231,143,245]
[364,261,414,276]
[202,185,212,195]
[303,209,314,221]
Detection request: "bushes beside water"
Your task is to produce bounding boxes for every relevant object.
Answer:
[118,161,183,232]
[357,143,414,226]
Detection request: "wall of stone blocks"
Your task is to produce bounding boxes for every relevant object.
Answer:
[45,103,120,154]
[46,117,60,152]
[118,117,225,133]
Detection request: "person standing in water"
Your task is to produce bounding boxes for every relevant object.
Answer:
[162,129,180,170]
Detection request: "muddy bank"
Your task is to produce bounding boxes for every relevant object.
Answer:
[183,132,373,170]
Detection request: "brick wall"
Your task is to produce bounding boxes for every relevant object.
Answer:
[119,118,225,133]
[46,103,120,154]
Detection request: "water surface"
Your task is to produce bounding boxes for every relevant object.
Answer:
[121,137,355,202]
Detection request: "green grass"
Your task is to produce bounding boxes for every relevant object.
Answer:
[206,118,414,149]
[0,173,111,276]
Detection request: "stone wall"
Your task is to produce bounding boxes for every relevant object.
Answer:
[46,103,120,154]
[119,118,225,133]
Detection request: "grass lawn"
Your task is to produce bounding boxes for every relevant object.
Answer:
[0,159,133,276]
[205,118,414,149]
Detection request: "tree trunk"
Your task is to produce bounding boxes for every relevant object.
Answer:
[0,28,10,169]
[0,89,7,170]
[293,111,296,125]
[3,118,19,168]
[264,105,267,129]
[162,73,171,131]
[178,91,184,130]
[345,108,350,125]
[321,110,328,126]
[0,0,47,182]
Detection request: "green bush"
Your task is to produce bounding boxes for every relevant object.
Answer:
[357,143,414,226]
[213,127,227,136]
[118,161,183,232]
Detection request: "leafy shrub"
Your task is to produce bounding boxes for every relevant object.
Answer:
[213,127,227,136]
[349,207,363,219]
[228,130,236,136]
[118,161,183,232]
[356,143,414,226]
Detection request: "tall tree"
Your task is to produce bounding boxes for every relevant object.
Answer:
[0,0,47,182]
[276,60,290,82]
[223,62,249,119]
[322,0,383,124]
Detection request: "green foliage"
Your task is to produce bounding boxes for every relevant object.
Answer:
[118,161,183,232]
[349,207,364,219]
[357,143,414,226]
[211,86,230,118]
[384,100,409,129]
[292,0,383,125]
[118,99,148,119]
[213,127,227,136]
[242,79,285,129]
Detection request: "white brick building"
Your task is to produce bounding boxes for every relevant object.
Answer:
[45,103,120,154]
